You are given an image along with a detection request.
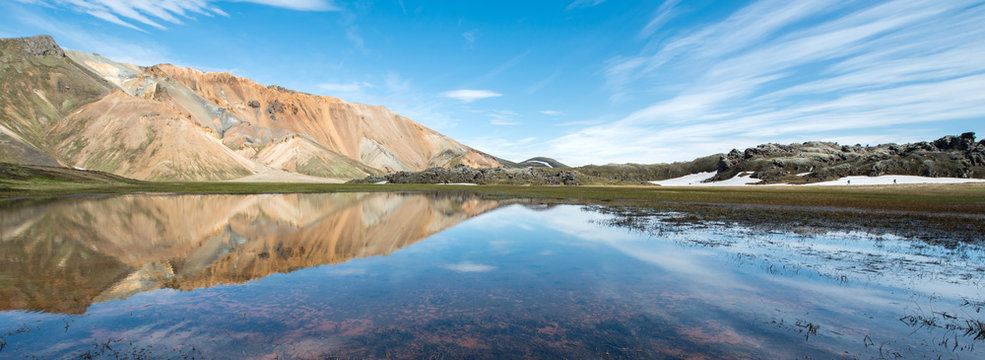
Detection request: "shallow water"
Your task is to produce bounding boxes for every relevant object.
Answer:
[1,193,983,358]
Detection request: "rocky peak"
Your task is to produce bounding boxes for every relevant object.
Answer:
[12,35,65,57]
[932,132,977,152]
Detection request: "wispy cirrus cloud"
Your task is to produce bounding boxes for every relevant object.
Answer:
[462,31,476,49]
[18,0,338,31]
[441,89,502,103]
[7,3,170,65]
[548,0,985,165]
[489,110,520,126]
[639,0,681,38]
[230,0,336,11]
[565,0,605,11]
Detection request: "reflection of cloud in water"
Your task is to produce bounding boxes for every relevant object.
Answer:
[488,239,515,254]
[324,268,368,276]
[442,261,496,273]
[531,206,753,291]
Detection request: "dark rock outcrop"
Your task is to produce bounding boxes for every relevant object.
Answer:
[15,35,65,57]
[710,133,985,183]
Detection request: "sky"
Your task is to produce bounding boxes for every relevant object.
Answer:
[2,0,983,165]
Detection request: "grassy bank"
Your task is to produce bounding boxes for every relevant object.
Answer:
[3,175,985,215]
[3,162,984,214]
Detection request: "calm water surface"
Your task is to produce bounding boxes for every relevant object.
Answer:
[1,193,984,359]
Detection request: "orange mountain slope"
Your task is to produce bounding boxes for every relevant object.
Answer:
[0,35,501,181]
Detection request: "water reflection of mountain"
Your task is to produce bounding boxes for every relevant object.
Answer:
[0,193,500,314]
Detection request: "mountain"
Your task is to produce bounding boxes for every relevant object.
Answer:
[0,35,501,181]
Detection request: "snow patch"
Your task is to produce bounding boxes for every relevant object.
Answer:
[527,160,553,168]
[652,172,985,186]
[803,175,985,186]
[650,171,761,186]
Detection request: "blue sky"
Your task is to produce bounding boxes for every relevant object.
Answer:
[2,0,983,165]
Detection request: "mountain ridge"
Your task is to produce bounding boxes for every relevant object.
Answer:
[0,35,501,181]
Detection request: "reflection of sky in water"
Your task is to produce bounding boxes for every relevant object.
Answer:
[2,199,985,359]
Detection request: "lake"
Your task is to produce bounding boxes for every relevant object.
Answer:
[1,193,984,358]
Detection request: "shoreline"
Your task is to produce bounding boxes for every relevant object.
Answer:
[3,181,984,216]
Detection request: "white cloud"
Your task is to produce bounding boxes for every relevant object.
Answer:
[25,0,338,31]
[489,110,520,125]
[540,110,562,116]
[441,89,502,103]
[10,4,169,65]
[462,31,475,49]
[547,0,985,165]
[639,0,681,38]
[229,0,337,11]
[83,10,146,31]
[442,261,495,273]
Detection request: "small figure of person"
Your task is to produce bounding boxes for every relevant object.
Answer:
[893,179,897,184]
[847,179,851,185]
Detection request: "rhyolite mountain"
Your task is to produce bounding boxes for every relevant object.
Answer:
[0,35,501,181]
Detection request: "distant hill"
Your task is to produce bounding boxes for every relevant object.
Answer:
[517,157,568,168]
[0,35,501,181]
